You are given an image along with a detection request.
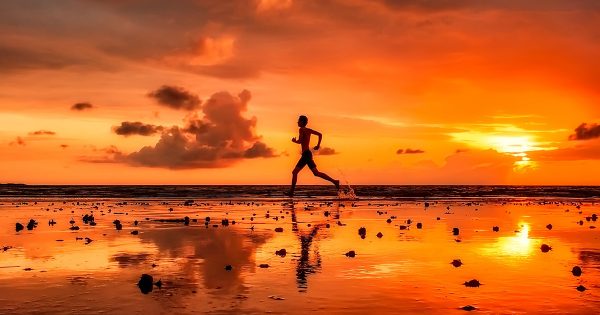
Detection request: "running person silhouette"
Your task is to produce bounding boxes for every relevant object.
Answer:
[287,115,339,197]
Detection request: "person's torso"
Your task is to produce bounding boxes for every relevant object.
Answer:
[299,127,311,151]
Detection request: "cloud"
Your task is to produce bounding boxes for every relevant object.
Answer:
[530,140,600,161]
[60,144,69,149]
[315,147,338,155]
[148,85,201,110]
[91,89,277,169]
[113,121,164,136]
[71,102,93,111]
[243,141,277,158]
[9,137,25,146]
[397,148,425,154]
[28,130,56,136]
[569,123,600,140]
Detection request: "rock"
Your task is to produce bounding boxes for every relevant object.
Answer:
[69,226,80,231]
[345,251,356,258]
[138,274,154,294]
[221,219,229,226]
[274,227,284,232]
[184,216,190,226]
[540,244,552,253]
[399,225,408,230]
[15,223,24,232]
[27,219,38,230]
[416,223,423,229]
[463,279,481,287]
[225,265,233,271]
[546,224,553,230]
[576,285,586,292]
[461,305,477,311]
[358,227,366,236]
[572,266,582,277]
[451,259,463,268]
[275,249,287,257]
[131,230,139,235]
[259,264,269,268]
[492,226,499,232]
[453,228,460,236]
[386,218,392,224]
[154,279,162,289]
[376,232,383,238]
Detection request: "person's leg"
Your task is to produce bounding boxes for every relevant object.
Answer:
[289,167,301,196]
[310,167,340,189]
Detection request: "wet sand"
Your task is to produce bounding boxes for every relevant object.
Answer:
[0,197,599,314]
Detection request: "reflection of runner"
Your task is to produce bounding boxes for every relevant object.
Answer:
[288,115,339,197]
[288,202,341,292]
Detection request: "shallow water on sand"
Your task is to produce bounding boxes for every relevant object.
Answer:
[0,197,599,314]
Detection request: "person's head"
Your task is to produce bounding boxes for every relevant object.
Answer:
[297,115,308,127]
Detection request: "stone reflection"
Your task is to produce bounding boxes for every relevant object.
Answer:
[116,225,272,296]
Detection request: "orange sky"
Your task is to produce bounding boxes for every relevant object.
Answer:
[1,0,600,184]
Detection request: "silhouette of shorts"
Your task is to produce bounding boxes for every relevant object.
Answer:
[295,150,317,169]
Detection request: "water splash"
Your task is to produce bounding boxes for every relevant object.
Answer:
[337,168,358,200]
[338,186,357,200]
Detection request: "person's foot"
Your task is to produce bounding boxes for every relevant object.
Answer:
[334,180,340,190]
[285,191,294,198]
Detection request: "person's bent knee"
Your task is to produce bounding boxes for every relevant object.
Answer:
[310,168,319,176]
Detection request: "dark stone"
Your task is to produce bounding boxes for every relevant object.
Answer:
[376,232,383,238]
[274,227,284,232]
[138,274,154,294]
[492,226,499,232]
[15,223,24,232]
[576,285,586,292]
[259,264,269,268]
[275,249,287,257]
[540,244,552,253]
[345,251,356,258]
[461,305,476,311]
[225,265,233,271]
[451,259,463,268]
[27,219,38,230]
[546,224,552,230]
[453,228,460,236]
[416,223,423,229]
[358,227,366,236]
[463,279,480,287]
[131,230,139,235]
[572,266,582,277]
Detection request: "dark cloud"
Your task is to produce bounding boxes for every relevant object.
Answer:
[71,102,93,111]
[569,123,600,140]
[113,121,164,136]
[315,147,338,155]
[397,148,425,154]
[147,85,201,110]
[243,141,277,158]
[9,137,25,146]
[28,130,56,136]
[97,89,276,169]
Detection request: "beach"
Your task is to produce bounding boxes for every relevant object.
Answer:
[0,186,599,314]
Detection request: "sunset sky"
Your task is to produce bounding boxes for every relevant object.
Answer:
[1,0,600,185]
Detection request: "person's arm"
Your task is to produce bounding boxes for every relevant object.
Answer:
[291,130,300,144]
[310,129,322,150]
